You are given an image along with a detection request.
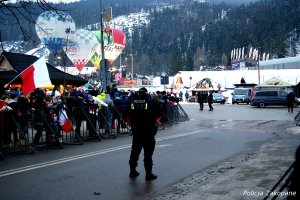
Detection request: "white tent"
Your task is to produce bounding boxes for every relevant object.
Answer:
[255,77,293,91]
[189,78,221,91]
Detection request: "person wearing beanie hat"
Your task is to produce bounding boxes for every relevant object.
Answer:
[52,90,62,104]
[114,92,120,98]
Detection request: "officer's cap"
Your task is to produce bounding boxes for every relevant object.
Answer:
[139,87,148,94]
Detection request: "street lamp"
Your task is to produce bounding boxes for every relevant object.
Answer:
[246,47,262,84]
[129,54,133,80]
[257,54,261,84]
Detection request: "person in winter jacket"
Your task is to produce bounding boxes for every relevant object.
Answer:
[103,94,114,134]
[207,91,214,111]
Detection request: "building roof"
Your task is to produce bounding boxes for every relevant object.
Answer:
[0,51,88,86]
[260,56,300,66]
[256,77,292,87]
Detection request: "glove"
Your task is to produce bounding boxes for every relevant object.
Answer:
[155,117,161,125]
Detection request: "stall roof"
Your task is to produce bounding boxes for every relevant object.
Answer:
[256,77,293,87]
[0,51,87,87]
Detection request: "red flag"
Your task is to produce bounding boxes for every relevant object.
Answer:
[21,56,52,96]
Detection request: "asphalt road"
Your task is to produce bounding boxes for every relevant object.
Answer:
[0,103,299,200]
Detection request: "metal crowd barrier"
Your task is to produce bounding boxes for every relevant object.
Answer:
[159,102,190,129]
[263,161,295,200]
[70,105,131,141]
[294,110,300,126]
[0,111,34,159]
[0,101,189,159]
[176,103,190,122]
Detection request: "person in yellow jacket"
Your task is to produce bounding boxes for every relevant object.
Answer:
[96,92,107,130]
[97,92,106,103]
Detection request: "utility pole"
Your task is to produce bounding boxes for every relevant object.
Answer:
[130,54,133,80]
[258,56,260,84]
[99,1,112,91]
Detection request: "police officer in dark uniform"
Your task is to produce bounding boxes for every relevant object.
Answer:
[127,87,162,181]
[208,91,214,111]
[197,91,205,110]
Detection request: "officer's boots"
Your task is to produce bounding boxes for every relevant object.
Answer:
[145,169,157,181]
[145,172,157,181]
[129,168,140,178]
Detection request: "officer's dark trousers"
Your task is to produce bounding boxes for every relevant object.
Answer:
[129,127,156,174]
[208,103,213,111]
[199,101,204,110]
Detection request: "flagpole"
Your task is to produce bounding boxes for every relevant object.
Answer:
[62,27,70,101]
[4,73,23,88]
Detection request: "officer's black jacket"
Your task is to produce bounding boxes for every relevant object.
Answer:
[126,93,162,129]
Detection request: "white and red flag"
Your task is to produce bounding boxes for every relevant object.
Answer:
[59,109,73,133]
[21,56,52,96]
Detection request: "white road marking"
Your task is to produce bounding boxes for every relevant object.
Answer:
[0,129,205,178]
[156,144,173,148]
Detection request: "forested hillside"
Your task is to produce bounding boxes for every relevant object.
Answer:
[0,0,299,76]
[130,0,300,75]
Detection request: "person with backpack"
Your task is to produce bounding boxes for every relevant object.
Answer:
[126,87,163,181]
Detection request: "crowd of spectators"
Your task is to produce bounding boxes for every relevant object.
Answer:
[0,84,182,150]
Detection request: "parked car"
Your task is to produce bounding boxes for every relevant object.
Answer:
[213,92,226,104]
[232,88,252,104]
[250,90,300,108]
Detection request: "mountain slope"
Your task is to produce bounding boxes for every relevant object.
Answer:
[1,0,299,76]
[127,0,300,75]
